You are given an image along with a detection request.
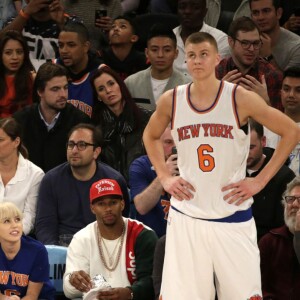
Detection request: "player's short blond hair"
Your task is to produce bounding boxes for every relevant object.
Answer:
[0,202,23,222]
[185,32,218,52]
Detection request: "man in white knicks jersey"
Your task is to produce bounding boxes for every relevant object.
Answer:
[143,32,300,300]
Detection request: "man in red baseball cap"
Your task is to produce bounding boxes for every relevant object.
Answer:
[63,178,158,300]
[89,179,125,228]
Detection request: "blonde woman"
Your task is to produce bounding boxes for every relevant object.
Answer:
[0,202,55,299]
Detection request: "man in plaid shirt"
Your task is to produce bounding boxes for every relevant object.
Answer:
[216,16,283,111]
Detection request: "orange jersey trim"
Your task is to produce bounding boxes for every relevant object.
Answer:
[231,84,241,128]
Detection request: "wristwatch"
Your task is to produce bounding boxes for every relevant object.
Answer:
[126,286,134,299]
[264,54,273,62]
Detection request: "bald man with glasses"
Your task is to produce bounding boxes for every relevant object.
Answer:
[216,16,283,111]
[35,123,130,245]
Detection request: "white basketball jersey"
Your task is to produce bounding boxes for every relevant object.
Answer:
[171,81,253,219]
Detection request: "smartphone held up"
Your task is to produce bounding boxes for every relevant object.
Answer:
[95,9,107,22]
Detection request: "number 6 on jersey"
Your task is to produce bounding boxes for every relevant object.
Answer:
[197,144,215,172]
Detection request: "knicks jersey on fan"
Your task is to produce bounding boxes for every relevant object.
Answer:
[171,80,252,219]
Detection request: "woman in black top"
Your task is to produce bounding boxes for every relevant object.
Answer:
[90,65,152,183]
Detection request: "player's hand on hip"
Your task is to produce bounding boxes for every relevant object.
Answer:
[161,176,195,201]
[222,177,263,205]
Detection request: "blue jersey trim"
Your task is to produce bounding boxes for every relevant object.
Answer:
[171,206,252,223]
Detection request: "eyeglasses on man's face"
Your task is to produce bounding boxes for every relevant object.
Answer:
[66,141,95,151]
[284,195,300,204]
[234,38,263,50]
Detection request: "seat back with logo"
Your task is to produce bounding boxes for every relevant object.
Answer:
[45,245,67,295]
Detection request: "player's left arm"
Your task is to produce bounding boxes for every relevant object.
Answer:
[223,86,300,205]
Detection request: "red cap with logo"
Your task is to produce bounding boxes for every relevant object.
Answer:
[90,179,123,203]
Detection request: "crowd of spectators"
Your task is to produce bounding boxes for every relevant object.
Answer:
[1,0,300,299]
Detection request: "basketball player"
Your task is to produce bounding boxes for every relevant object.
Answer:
[143,32,300,300]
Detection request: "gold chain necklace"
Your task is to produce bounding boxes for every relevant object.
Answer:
[101,235,121,266]
[97,222,126,272]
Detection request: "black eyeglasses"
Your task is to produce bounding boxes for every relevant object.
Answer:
[234,38,262,50]
[284,196,300,204]
[66,141,95,151]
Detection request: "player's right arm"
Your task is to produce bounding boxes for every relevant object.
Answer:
[143,90,173,180]
[143,90,194,201]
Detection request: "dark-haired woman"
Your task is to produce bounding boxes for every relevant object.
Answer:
[91,65,152,182]
[0,30,35,118]
[0,118,44,235]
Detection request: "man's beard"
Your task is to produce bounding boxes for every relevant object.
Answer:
[48,103,66,112]
[46,98,67,112]
[284,209,297,233]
